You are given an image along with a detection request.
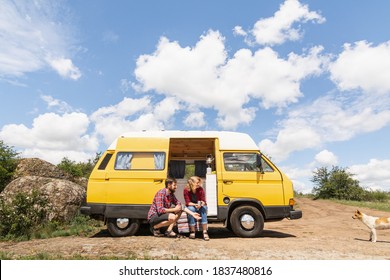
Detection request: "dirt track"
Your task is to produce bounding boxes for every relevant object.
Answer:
[1,198,390,259]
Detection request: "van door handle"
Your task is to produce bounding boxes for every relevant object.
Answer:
[154,179,163,183]
[223,180,233,185]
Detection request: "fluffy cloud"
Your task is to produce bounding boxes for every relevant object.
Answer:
[47,57,81,80]
[0,0,81,79]
[314,150,338,166]
[259,93,390,162]
[0,112,98,163]
[183,112,206,128]
[133,30,327,129]
[235,0,325,46]
[260,39,390,162]
[41,95,73,113]
[90,96,181,145]
[349,159,390,191]
[330,41,390,95]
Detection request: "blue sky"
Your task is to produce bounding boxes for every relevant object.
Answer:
[1,0,390,193]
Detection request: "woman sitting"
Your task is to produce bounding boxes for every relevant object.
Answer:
[183,176,209,241]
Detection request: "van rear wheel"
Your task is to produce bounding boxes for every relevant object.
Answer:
[230,206,264,238]
[107,218,140,237]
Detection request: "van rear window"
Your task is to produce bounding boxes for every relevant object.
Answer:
[114,152,165,170]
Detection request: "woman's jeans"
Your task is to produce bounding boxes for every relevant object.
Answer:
[187,205,208,227]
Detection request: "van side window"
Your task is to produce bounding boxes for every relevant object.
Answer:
[224,153,257,171]
[98,153,113,170]
[261,158,274,172]
[114,152,165,170]
[224,153,274,172]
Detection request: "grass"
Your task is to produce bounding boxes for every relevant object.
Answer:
[0,251,141,260]
[330,199,390,212]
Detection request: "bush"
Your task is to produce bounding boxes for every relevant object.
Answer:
[57,153,101,179]
[0,189,49,240]
[311,166,366,201]
[363,190,389,202]
[0,140,19,193]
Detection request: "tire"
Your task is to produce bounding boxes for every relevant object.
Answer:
[107,218,140,237]
[230,206,264,238]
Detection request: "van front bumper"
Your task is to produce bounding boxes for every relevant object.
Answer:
[289,209,302,220]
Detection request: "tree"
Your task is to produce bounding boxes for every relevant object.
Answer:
[311,166,365,200]
[0,140,19,193]
[57,152,101,179]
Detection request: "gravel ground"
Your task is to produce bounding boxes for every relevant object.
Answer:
[1,198,390,259]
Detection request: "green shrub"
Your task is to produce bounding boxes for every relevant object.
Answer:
[312,166,366,201]
[0,140,19,193]
[0,189,49,240]
[363,190,389,202]
[57,153,101,179]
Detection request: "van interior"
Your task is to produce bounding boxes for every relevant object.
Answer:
[167,138,216,207]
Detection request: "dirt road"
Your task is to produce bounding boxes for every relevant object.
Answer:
[1,198,390,259]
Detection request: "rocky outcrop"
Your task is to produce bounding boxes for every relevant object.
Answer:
[13,158,74,181]
[1,158,86,222]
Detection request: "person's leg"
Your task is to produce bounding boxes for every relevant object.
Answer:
[150,213,170,237]
[200,206,209,241]
[164,212,182,237]
[186,206,197,239]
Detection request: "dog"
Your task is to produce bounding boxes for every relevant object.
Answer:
[352,210,390,242]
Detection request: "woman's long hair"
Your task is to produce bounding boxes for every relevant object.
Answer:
[185,176,199,193]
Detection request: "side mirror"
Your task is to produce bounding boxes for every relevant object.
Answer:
[256,153,264,174]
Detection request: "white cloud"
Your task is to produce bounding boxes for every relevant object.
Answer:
[349,159,390,191]
[233,26,248,37]
[329,41,390,95]
[259,93,390,162]
[183,112,206,128]
[250,0,325,46]
[41,95,73,113]
[90,96,181,145]
[133,30,327,129]
[281,165,313,194]
[0,112,98,164]
[0,0,81,79]
[259,122,321,162]
[47,57,81,80]
[314,150,338,166]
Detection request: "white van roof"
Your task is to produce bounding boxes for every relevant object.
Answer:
[108,130,259,151]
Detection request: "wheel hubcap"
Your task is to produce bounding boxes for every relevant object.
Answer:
[116,218,129,229]
[240,214,255,230]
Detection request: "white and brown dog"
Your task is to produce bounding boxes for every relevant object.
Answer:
[352,210,390,242]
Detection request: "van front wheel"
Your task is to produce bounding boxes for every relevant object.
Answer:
[230,206,264,238]
[107,218,140,237]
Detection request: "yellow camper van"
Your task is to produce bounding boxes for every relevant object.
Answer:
[81,130,302,237]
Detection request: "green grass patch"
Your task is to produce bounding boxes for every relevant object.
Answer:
[331,199,390,212]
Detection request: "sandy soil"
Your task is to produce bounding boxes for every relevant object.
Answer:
[1,198,390,259]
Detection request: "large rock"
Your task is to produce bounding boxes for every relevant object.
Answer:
[13,157,88,188]
[2,176,86,222]
[13,158,74,181]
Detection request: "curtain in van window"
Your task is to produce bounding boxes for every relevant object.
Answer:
[154,153,165,170]
[169,160,185,178]
[195,160,207,177]
[115,152,133,170]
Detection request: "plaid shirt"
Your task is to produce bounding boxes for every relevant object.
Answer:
[147,188,181,221]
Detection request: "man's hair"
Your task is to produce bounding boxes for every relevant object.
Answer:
[165,177,177,188]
